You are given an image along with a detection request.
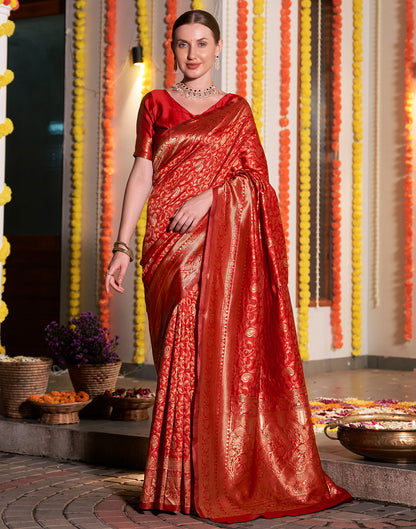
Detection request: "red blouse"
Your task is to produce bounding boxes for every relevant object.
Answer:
[134,89,234,160]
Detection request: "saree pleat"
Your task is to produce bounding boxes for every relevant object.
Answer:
[141,285,198,513]
[138,91,351,521]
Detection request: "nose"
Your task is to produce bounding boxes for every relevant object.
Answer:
[187,43,196,60]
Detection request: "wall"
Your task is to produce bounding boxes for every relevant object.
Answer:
[61,1,416,367]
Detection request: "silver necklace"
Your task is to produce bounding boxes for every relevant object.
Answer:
[172,82,220,99]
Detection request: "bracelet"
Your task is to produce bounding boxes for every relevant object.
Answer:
[112,241,134,262]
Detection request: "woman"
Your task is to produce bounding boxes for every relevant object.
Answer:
[106,9,351,523]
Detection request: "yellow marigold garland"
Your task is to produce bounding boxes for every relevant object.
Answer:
[134,0,152,364]
[252,0,265,138]
[0,184,11,206]
[0,20,15,38]
[191,0,203,9]
[298,0,312,361]
[351,0,363,356]
[0,237,10,324]
[0,117,13,138]
[0,69,13,88]
[69,0,86,318]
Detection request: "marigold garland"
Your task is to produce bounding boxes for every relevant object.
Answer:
[0,20,15,38]
[0,0,19,9]
[298,0,312,361]
[0,237,10,324]
[98,0,116,329]
[0,117,13,138]
[69,0,86,318]
[252,0,265,137]
[236,0,248,98]
[330,0,343,348]
[191,0,203,9]
[164,0,176,88]
[0,69,13,89]
[278,0,292,255]
[134,0,152,364]
[0,184,11,206]
[351,0,363,356]
[403,0,414,341]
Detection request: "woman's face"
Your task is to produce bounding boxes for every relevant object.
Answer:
[172,23,222,83]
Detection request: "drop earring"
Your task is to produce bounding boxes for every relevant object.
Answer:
[214,55,220,71]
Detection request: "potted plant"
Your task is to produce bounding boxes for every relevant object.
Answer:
[45,312,121,416]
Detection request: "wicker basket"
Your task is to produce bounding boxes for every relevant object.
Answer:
[0,357,52,418]
[67,361,122,417]
[31,399,92,424]
[104,395,155,421]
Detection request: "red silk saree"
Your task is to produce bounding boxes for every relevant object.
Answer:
[136,90,351,522]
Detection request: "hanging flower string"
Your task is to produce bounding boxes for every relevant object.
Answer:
[330,0,343,348]
[0,237,10,323]
[351,0,363,356]
[403,0,414,341]
[98,0,116,329]
[191,0,203,9]
[278,0,291,255]
[69,0,86,318]
[165,0,176,88]
[134,0,152,365]
[252,0,265,138]
[236,0,248,98]
[0,0,19,8]
[0,6,17,334]
[298,0,312,360]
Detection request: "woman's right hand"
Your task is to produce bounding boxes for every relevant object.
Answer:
[105,251,131,294]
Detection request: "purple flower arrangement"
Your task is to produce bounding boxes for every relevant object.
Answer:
[45,312,120,368]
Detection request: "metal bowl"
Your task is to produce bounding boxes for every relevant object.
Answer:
[324,413,416,463]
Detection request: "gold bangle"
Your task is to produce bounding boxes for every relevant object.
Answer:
[114,240,131,251]
[112,243,134,262]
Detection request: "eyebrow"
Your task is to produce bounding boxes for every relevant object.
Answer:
[175,37,209,44]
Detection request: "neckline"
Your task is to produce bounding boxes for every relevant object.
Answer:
[164,89,229,117]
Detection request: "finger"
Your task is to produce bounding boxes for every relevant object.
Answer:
[179,219,194,234]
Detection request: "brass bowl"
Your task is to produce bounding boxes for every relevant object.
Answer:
[324,413,416,463]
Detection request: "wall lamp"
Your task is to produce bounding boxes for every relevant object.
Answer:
[132,45,143,66]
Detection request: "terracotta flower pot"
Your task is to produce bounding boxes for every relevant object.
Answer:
[67,361,122,418]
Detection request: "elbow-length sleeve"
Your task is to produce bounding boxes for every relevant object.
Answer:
[134,92,155,160]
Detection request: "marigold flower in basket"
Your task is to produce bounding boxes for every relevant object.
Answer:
[29,391,90,404]
[44,312,119,368]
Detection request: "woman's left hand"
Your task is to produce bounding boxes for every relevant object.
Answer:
[168,188,213,234]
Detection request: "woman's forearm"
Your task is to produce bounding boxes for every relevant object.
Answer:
[116,156,153,245]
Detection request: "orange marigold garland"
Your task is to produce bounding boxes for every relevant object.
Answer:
[236,0,248,98]
[98,0,116,328]
[404,0,414,341]
[165,0,176,88]
[330,0,343,349]
[278,0,292,255]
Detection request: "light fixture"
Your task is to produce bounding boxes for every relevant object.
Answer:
[132,45,143,66]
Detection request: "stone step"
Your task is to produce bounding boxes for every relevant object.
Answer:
[0,415,415,507]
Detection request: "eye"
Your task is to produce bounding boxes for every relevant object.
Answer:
[198,41,207,47]
[177,42,187,48]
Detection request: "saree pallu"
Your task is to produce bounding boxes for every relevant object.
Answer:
[140,94,351,522]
